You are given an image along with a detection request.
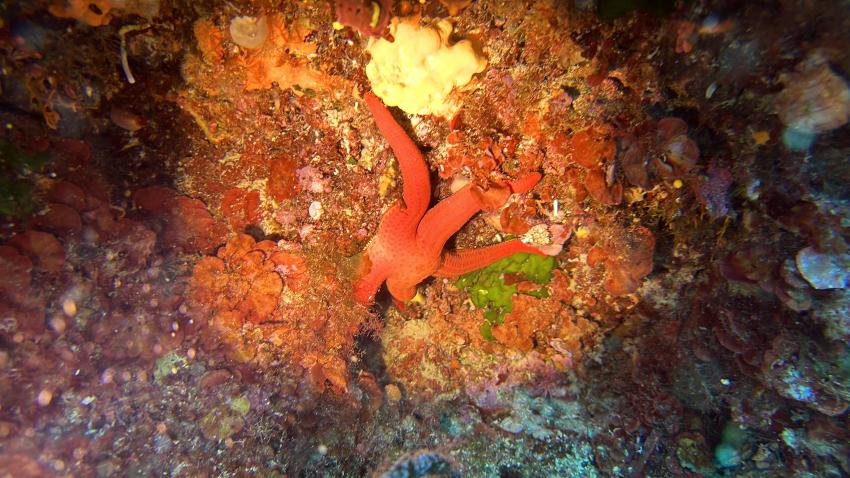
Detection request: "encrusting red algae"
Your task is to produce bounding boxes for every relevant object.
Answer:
[1,0,849,476]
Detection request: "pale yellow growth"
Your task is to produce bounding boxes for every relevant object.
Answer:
[378,160,397,198]
[409,290,426,305]
[750,130,770,145]
[366,18,487,117]
[574,226,590,239]
[183,103,226,143]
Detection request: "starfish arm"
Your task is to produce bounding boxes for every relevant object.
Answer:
[386,277,418,304]
[416,173,542,257]
[434,239,545,277]
[509,172,542,194]
[353,254,389,304]
[416,184,483,257]
[365,92,431,221]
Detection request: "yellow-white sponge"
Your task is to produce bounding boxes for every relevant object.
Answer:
[366,18,487,118]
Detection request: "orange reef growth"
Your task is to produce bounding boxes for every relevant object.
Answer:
[545,126,624,205]
[190,234,286,327]
[190,13,349,95]
[188,233,364,393]
[588,226,656,296]
[219,187,262,232]
[8,1,850,475]
[134,186,225,255]
[48,0,116,27]
[620,117,700,188]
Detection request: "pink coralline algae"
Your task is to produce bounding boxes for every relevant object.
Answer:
[761,335,849,416]
[795,246,850,290]
[296,165,330,193]
[694,165,734,219]
[777,52,850,135]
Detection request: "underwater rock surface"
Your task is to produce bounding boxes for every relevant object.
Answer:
[1,0,850,476]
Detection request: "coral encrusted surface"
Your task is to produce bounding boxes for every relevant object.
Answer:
[1,0,849,476]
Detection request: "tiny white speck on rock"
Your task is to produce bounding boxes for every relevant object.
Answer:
[36,389,53,406]
[308,201,323,220]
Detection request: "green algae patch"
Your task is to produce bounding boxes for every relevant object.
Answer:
[228,395,251,416]
[0,140,52,219]
[153,351,188,383]
[200,405,244,442]
[455,252,556,340]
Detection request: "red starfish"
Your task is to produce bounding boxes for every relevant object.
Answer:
[354,93,545,305]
